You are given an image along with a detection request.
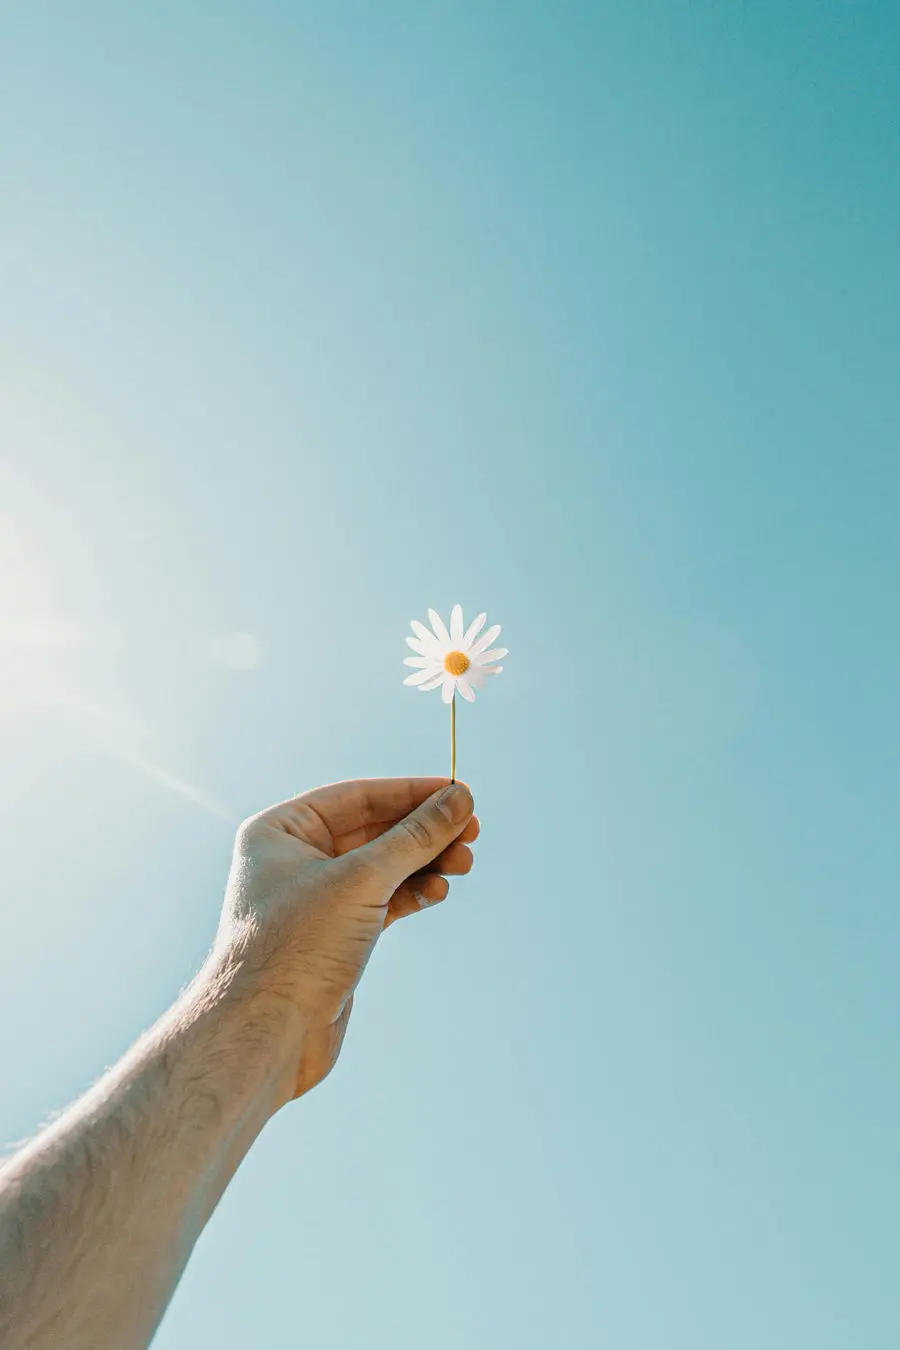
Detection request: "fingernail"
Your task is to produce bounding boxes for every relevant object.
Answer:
[413,891,429,909]
[436,784,472,824]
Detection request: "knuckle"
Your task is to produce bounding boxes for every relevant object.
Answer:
[235,807,269,846]
[338,850,379,886]
[234,817,259,851]
[400,813,435,851]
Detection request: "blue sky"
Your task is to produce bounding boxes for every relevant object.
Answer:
[1,2,898,1346]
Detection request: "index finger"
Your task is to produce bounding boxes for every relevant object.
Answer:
[291,777,469,838]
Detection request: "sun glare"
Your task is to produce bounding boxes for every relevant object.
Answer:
[0,479,226,816]
[0,512,82,720]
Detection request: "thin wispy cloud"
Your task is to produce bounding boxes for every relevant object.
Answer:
[53,687,231,820]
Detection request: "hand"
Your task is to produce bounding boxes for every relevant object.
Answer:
[215,778,478,1102]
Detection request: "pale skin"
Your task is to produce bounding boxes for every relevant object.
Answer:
[0,777,478,1350]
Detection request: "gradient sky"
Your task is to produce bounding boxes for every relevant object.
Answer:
[1,3,899,1347]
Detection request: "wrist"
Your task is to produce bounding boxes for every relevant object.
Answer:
[176,945,308,1118]
[204,921,352,1107]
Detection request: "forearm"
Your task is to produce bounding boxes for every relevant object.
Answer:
[0,952,298,1350]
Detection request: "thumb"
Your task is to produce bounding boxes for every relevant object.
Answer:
[362,783,474,888]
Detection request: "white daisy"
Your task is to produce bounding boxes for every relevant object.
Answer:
[403,605,507,704]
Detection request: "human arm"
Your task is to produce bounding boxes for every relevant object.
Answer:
[0,778,476,1350]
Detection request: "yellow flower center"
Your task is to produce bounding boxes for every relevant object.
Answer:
[444,650,470,677]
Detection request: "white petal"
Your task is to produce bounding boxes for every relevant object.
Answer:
[410,620,443,654]
[482,664,503,676]
[429,608,451,646]
[419,673,445,691]
[404,656,436,668]
[469,624,501,658]
[466,666,487,689]
[406,636,431,656]
[450,604,464,643]
[441,676,455,703]
[473,646,508,665]
[404,668,438,686]
[462,612,487,648]
[457,674,476,702]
